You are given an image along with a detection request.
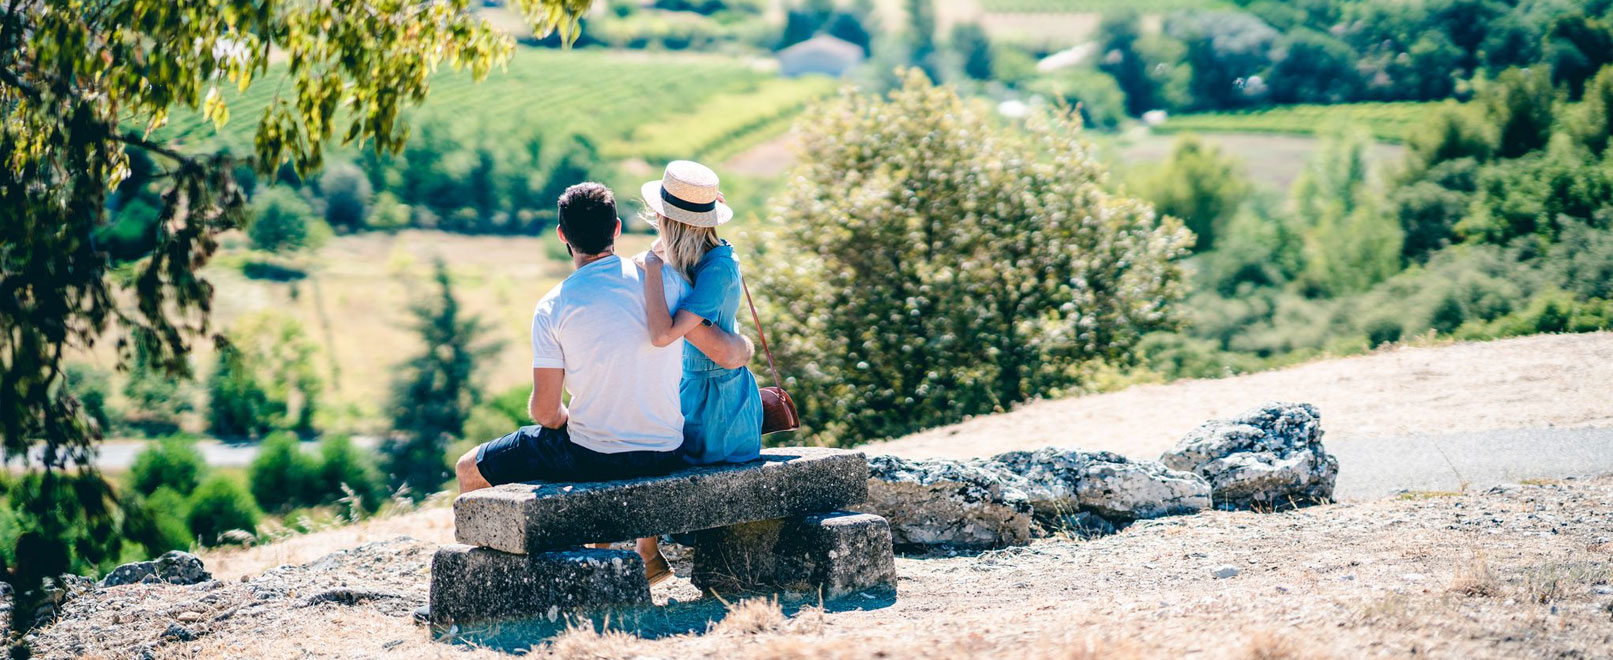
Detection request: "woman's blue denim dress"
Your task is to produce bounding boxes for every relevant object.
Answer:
[677,240,763,465]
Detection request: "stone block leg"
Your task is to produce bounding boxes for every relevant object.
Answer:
[429,545,649,634]
[691,511,896,599]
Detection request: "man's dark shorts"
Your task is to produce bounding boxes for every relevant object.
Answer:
[474,425,681,485]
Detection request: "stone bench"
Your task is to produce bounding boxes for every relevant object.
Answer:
[429,447,896,634]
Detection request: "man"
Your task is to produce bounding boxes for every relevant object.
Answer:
[452,182,752,577]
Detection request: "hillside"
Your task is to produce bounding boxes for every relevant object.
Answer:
[30,476,1613,658]
[864,332,1613,461]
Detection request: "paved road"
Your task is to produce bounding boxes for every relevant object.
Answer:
[83,435,383,470]
[68,428,1613,502]
[1330,427,1613,500]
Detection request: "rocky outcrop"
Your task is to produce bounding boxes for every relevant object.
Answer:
[100,551,211,588]
[855,455,1038,549]
[992,448,1211,521]
[858,450,1211,548]
[1160,402,1338,510]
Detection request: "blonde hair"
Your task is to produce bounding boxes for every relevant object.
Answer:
[650,212,720,281]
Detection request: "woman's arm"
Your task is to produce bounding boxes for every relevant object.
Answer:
[642,252,707,347]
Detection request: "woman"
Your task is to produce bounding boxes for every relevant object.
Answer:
[634,160,764,584]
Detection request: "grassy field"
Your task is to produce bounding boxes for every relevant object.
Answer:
[1156,102,1440,143]
[160,48,836,166]
[72,230,661,436]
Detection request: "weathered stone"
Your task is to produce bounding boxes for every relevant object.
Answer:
[854,455,1037,549]
[990,448,1211,520]
[1161,402,1339,509]
[428,545,648,632]
[691,511,896,599]
[100,551,211,588]
[455,448,868,554]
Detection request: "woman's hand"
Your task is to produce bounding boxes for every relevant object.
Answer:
[643,250,664,270]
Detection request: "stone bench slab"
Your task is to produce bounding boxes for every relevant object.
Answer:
[692,510,897,599]
[455,447,869,554]
[429,545,648,633]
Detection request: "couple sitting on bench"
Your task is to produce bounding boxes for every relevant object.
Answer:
[454,162,764,585]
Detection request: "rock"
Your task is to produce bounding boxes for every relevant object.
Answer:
[455,447,869,554]
[297,588,404,608]
[1161,402,1339,510]
[691,511,897,599]
[992,449,1210,521]
[853,454,1037,549]
[1592,585,1613,595]
[161,623,196,642]
[1212,565,1240,579]
[428,545,649,633]
[100,551,211,588]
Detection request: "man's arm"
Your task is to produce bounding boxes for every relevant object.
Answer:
[686,323,754,370]
[528,367,568,428]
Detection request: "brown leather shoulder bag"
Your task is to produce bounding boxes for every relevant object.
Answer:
[741,278,800,435]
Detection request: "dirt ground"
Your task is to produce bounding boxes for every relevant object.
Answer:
[32,476,1613,659]
[866,332,1613,462]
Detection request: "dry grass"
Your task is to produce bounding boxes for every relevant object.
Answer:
[199,496,454,581]
[710,596,787,635]
[32,476,1613,659]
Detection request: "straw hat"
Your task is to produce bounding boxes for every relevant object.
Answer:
[640,160,733,228]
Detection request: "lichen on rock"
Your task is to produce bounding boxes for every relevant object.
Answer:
[1160,401,1339,510]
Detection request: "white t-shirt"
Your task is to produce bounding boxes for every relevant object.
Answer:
[530,254,688,454]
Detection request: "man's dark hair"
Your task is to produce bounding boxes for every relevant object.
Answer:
[557,182,618,255]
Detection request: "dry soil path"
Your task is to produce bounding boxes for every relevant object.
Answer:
[863,333,1613,498]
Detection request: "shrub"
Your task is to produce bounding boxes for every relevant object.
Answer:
[248,431,320,512]
[1480,67,1557,160]
[1135,134,1250,251]
[187,474,261,546]
[129,435,206,497]
[318,162,373,230]
[63,364,115,435]
[316,435,385,512]
[207,312,323,439]
[757,72,1191,445]
[248,187,316,253]
[121,487,194,553]
[952,23,992,81]
[1026,69,1128,131]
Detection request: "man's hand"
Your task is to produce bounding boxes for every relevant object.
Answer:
[686,323,755,370]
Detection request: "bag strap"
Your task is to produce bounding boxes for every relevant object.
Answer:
[740,277,784,388]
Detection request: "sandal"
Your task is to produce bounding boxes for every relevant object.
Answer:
[645,553,674,586]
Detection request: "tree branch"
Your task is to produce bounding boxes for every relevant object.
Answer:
[113,132,198,168]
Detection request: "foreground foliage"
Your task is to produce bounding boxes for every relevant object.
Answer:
[759,72,1191,446]
[0,0,587,635]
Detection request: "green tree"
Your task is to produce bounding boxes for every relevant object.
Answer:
[757,72,1192,445]
[1482,67,1559,159]
[122,331,193,436]
[952,23,993,81]
[1569,65,1613,155]
[247,431,320,513]
[316,435,386,513]
[129,436,206,498]
[207,313,323,439]
[905,0,939,81]
[186,475,261,547]
[1545,12,1613,99]
[1136,134,1251,252]
[0,0,589,626]
[248,187,319,253]
[384,262,500,496]
[1098,11,1153,116]
[1293,126,1404,296]
[1268,28,1361,104]
[319,162,374,231]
